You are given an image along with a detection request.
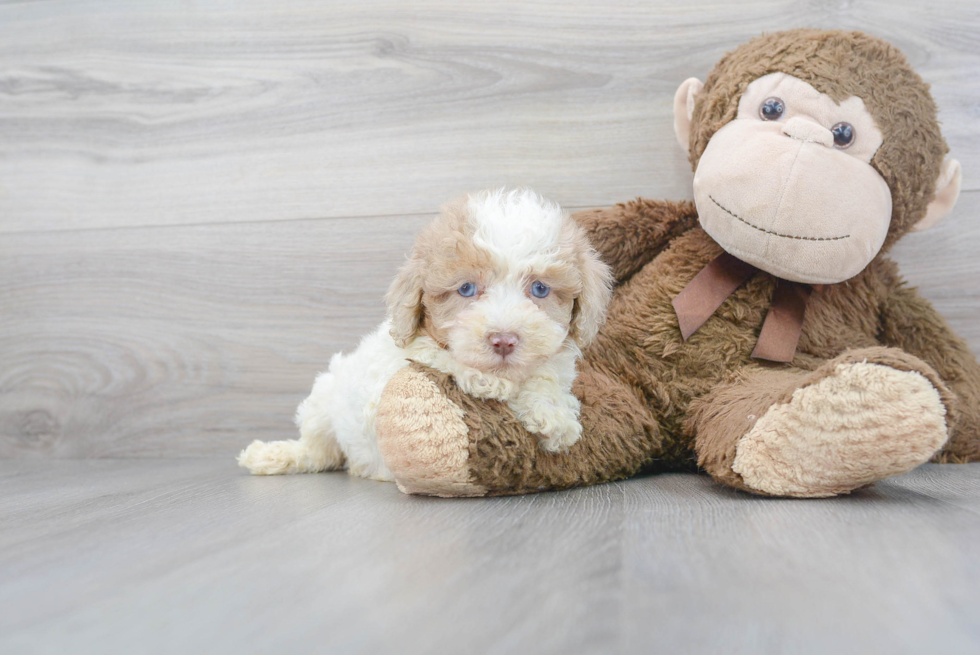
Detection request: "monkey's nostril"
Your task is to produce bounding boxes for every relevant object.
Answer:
[781,116,833,148]
[488,332,519,357]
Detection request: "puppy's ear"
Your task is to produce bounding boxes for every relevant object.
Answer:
[386,254,425,348]
[570,238,613,347]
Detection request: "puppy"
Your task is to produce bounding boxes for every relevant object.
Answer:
[238,188,613,481]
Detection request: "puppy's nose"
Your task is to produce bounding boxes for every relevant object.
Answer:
[488,332,519,357]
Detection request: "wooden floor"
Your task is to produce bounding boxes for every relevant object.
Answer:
[3,1,980,652]
[2,460,979,654]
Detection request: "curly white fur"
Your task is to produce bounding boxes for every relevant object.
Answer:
[238,188,612,479]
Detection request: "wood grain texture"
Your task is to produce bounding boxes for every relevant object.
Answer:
[1,1,980,458]
[0,0,978,232]
[1,460,978,654]
[3,5,978,651]
[3,194,977,458]
[891,190,980,345]
[0,213,431,457]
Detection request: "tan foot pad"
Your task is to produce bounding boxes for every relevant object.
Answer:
[732,361,948,497]
[376,367,487,497]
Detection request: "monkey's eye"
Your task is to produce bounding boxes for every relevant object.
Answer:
[457,282,477,297]
[530,281,550,298]
[831,122,855,149]
[760,97,785,121]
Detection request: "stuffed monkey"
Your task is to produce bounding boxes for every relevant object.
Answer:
[374,29,980,498]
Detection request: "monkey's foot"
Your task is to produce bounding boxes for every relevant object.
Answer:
[732,360,949,497]
[375,366,488,497]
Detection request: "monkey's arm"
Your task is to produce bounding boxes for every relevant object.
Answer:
[879,280,980,462]
[572,199,699,285]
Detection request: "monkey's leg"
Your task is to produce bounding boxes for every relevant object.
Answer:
[375,361,662,497]
[691,348,955,497]
[880,280,980,463]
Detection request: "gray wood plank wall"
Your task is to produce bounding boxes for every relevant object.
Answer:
[2,0,979,458]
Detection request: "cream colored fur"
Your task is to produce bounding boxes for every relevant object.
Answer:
[913,157,962,232]
[409,335,584,450]
[237,188,611,479]
[692,74,891,284]
[375,366,486,497]
[674,72,961,283]
[732,361,948,497]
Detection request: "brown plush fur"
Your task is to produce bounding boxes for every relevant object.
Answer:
[375,29,980,497]
[690,347,957,493]
[410,361,659,495]
[690,29,947,249]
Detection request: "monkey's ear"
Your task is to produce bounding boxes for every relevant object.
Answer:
[673,77,704,154]
[913,158,962,232]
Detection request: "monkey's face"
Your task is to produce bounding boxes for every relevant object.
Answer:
[691,73,892,284]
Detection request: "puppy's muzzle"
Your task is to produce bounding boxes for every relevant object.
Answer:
[488,332,519,358]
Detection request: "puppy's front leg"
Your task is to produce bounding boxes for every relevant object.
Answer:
[508,377,583,453]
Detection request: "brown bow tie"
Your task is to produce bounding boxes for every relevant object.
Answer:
[671,252,816,363]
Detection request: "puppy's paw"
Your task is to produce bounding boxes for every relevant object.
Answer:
[520,402,582,453]
[537,416,583,453]
[456,370,517,401]
[237,438,343,475]
[238,440,299,475]
[510,389,584,452]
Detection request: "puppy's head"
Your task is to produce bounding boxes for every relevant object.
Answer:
[387,188,612,379]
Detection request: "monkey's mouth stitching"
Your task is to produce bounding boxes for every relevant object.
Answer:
[708,195,850,242]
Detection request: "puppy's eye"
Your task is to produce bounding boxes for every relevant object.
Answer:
[530,281,550,298]
[457,282,477,297]
[760,97,784,121]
